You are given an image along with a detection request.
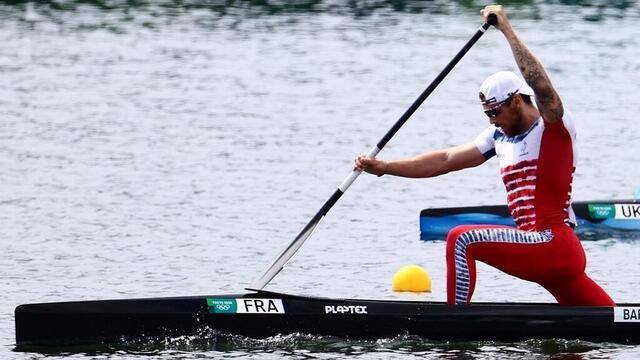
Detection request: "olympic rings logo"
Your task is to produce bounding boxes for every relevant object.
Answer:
[216,304,231,311]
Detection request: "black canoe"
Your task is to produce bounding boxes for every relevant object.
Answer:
[14,289,640,346]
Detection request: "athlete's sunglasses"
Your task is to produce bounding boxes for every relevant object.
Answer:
[483,93,517,118]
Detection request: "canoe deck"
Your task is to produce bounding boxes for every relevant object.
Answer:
[15,289,640,347]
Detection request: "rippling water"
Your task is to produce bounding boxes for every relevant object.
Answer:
[2,1,640,358]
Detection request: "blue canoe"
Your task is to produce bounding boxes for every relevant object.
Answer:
[420,199,640,240]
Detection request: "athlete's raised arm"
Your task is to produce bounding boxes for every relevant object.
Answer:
[481,5,564,123]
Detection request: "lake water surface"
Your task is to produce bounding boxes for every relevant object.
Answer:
[2,1,640,358]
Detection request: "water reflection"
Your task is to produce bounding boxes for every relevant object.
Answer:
[13,331,612,358]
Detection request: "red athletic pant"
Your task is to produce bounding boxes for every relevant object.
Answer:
[446,224,615,306]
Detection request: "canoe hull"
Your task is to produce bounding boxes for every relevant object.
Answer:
[15,290,640,346]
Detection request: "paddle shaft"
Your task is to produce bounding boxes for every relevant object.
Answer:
[250,16,497,290]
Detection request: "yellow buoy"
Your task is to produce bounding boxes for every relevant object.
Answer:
[392,265,432,293]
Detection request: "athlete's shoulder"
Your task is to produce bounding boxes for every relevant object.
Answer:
[474,125,499,159]
[543,106,577,136]
[556,107,577,137]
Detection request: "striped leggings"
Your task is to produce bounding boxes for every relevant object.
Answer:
[446,224,615,306]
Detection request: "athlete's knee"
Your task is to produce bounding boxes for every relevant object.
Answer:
[446,225,473,251]
[447,225,473,239]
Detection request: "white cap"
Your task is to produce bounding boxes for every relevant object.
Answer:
[479,71,534,105]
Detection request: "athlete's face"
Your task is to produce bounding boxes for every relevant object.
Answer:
[483,95,519,136]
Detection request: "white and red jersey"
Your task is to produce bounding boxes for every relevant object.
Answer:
[474,110,578,231]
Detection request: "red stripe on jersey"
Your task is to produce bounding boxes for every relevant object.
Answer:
[510,205,535,218]
[504,178,537,192]
[517,222,537,231]
[502,167,537,185]
[508,198,535,209]
[534,121,574,230]
[500,159,538,174]
[507,188,536,203]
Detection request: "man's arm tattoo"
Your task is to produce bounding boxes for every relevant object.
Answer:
[510,39,563,120]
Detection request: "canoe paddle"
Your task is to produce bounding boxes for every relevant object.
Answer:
[250,14,498,290]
